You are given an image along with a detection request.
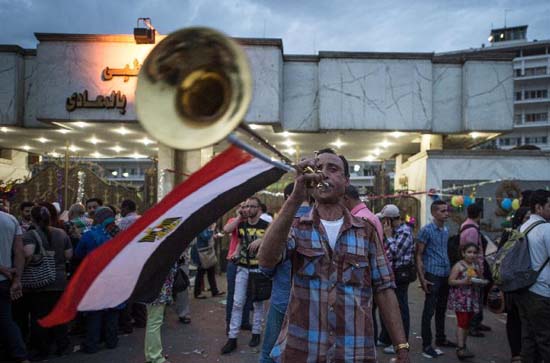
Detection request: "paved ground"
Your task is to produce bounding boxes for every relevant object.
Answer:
[44,274,510,363]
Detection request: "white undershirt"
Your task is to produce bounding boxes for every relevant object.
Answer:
[321,218,344,250]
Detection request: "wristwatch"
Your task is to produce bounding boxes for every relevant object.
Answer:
[394,342,410,352]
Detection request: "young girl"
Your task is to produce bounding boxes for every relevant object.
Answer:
[448,242,482,360]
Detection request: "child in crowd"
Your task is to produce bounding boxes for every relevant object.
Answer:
[448,242,482,360]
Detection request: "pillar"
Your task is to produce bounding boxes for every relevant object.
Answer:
[157,144,213,201]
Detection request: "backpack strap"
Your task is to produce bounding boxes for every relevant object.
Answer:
[523,220,547,236]
[459,224,479,234]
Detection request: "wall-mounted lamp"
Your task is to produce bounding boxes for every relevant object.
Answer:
[134,18,156,44]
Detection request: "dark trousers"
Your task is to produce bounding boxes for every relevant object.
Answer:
[505,291,522,357]
[12,293,32,342]
[28,291,69,356]
[118,302,133,333]
[194,266,219,297]
[372,299,379,344]
[379,283,410,344]
[83,309,119,353]
[470,290,484,330]
[517,290,550,363]
[421,273,449,348]
[0,280,27,360]
[131,303,147,328]
[225,261,251,326]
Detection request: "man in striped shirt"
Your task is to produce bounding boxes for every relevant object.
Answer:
[258,149,410,363]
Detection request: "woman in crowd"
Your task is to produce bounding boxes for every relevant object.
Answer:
[75,207,122,354]
[191,225,224,299]
[144,263,178,363]
[22,205,72,361]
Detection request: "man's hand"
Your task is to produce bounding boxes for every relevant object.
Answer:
[248,239,262,254]
[291,158,323,203]
[0,266,15,280]
[10,279,23,300]
[420,277,434,294]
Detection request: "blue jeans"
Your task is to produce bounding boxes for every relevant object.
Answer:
[83,308,119,353]
[259,306,286,363]
[379,283,410,344]
[225,261,251,326]
[421,273,449,348]
[0,280,27,360]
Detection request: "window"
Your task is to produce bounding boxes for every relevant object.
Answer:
[515,69,522,77]
[524,89,548,100]
[525,136,548,144]
[516,92,522,100]
[524,67,547,76]
[525,113,548,122]
[514,114,523,123]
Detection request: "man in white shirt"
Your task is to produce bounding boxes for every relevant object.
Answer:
[0,210,29,362]
[518,189,550,362]
[118,199,140,231]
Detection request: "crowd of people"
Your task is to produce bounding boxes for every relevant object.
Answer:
[1,148,549,363]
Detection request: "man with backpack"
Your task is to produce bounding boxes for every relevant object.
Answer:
[459,204,491,337]
[517,189,550,362]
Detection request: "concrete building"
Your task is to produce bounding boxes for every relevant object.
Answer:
[1,25,549,226]
[442,25,550,151]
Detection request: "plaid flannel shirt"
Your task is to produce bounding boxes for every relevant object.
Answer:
[270,207,395,363]
[384,223,415,269]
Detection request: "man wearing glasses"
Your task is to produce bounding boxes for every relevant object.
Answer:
[221,197,270,354]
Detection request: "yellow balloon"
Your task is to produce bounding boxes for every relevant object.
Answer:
[512,198,520,211]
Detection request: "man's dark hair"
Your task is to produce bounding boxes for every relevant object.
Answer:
[121,199,137,212]
[283,183,294,200]
[345,185,360,201]
[521,190,533,207]
[107,204,118,215]
[430,200,447,213]
[20,201,34,210]
[317,148,350,178]
[528,189,550,213]
[512,207,531,229]
[467,203,482,219]
[86,197,103,206]
[247,196,262,206]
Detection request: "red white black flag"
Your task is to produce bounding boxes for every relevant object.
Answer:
[40,145,287,327]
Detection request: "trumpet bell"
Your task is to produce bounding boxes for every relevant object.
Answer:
[136,27,252,150]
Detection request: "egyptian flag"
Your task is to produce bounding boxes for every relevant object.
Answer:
[40,145,287,327]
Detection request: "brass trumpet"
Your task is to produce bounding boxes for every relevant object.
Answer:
[136,27,252,151]
[136,27,327,187]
